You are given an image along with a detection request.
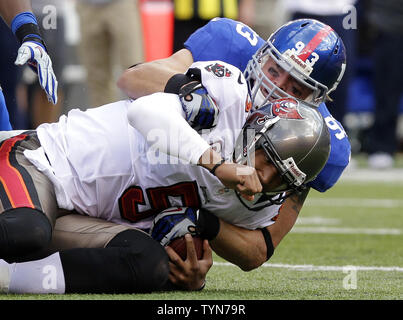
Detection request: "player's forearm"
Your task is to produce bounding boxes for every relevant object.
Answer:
[127,90,260,199]
[127,93,210,165]
[210,220,268,271]
[0,0,32,25]
[267,188,310,247]
[117,63,171,99]
[117,49,194,99]
[210,188,311,271]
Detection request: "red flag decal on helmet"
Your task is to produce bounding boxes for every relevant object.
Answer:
[297,25,333,61]
[271,98,303,119]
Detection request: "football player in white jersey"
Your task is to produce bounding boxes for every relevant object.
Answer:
[116,18,352,288]
[0,61,329,294]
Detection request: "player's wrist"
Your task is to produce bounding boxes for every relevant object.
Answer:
[195,209,220,241]
[198,148,225,173]
[164,73,193,94]
[12,12,47,50]
[11,12,38,35]
[209,159,226,176]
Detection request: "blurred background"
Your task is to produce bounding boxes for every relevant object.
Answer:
[1,0,402,169]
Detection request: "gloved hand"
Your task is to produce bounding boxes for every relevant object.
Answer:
[164,71,219,131]
[179,81,219,131]
[150,207,198,246]
[150,207,220,246]
[15,41,58,104]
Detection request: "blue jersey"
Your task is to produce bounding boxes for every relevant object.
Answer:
[0,87,12,131]
[185,18,351,192]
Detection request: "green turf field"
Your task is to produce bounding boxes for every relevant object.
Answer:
[1,166,402,301]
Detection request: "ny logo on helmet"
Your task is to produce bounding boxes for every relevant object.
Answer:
[271,98,304,119]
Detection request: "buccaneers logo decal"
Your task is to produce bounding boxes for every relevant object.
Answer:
[271,98,303,119]
[205,63,232,78]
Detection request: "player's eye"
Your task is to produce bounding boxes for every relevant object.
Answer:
[291,86,302,97]
[268,67,279,78]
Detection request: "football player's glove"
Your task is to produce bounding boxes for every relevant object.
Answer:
[150,207,220,246]
[15,41,58,105]
[12,13,58,105]
[150,207,198,246]
[164,70,219,131]
[178,81,219,131]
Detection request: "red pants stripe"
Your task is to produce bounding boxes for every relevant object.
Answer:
[0,134,35,209]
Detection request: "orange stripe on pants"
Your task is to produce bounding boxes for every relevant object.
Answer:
[0,135,34,208]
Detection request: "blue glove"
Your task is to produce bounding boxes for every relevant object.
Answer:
[179,81,219,131]
[12,12,58,105]
[150,207,199,246]
[15,42,58,104]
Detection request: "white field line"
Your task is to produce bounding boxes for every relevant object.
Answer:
[299,198,403,234]
[290,226,402,235]
[341,168,403,184]
[296,217,340,225]
[305,198,403,208]
[213,261,403,272]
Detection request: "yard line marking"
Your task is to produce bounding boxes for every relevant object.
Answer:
[291,226,402,235]
[213,262,403,272]
[341,168,403,184]
[296,217,340,225]
[305,198,403,208]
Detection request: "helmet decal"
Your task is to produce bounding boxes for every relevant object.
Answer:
[297,25,333,61]
[271,98,303,120]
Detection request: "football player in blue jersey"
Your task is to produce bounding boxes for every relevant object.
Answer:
[0,0,58,130]
[117,18,351,286]
[118,18,351,194]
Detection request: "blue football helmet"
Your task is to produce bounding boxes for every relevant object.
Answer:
[244,19,347,109]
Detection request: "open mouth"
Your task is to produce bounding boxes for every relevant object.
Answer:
[260,85,285,104]
[261,86,269,98]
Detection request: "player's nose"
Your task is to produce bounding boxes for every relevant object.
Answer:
[259,160,284,192]
[273,73,290,93]
[257,167,275,192]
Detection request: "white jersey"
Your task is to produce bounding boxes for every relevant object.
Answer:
[26,61,281,230]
